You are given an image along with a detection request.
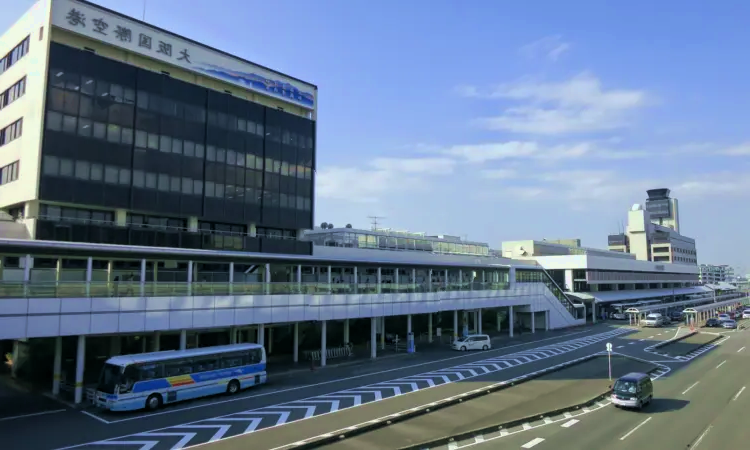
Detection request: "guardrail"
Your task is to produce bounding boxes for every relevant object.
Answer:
[303,344,354,361]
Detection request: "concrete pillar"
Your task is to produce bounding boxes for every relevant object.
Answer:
[509,306,514,337]
[297,264,302,288]
[85,257,93,297]
[327,265,332,292]
[229,262,234,295]
[139,259,146,297]
[428,313,433,343]
[52,336,62,395]
[478,309,483,334]
[377,267,382,294]
[592,302,597,324]
[353,266,358,294]
[258,324,265,346]
[230,327,237,344]
[74,335,86,404]
[152,332,161,352]
[380,317,385,349]
[428,269,433,292]
[187,261,193,296]
[264,263,271,295]
[453,310,458,341]
[370,317,377,359]
[531,311,536,333]
[444,269,449,289]
[412,268,416,289]
[343,319,350,344]
[321,320,327,367]
[268,327,274,354]
[109,336,121,355]
[545,310,550,330]
[22,254,31,296]
[407,314,412,335]
[179,330,187,350]
[293,322,299,363]
[497,311,502,332]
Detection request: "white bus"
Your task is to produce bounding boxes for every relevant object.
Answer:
[94,343,266,412]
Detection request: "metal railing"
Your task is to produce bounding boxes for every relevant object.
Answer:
[0,281,512,298]
[304,344,353,361]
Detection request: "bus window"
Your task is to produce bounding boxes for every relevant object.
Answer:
[221,352,245,368]
[193,357,219,373]
[249,348,263,364]
[164,359,193,377]
[138,363,163,380]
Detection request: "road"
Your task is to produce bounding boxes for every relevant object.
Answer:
[466,326,748,449]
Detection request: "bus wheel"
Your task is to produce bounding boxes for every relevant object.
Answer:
[146,394,162,411]
[227,380,241,395]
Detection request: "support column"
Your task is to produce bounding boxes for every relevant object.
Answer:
[407,314,412,335]
[229,262,235,295]
[264,264,271,295]
[380,317,385,350]
[412,268,416,290]
[139,259,146,297]
[52,336,62,395]
[152,332,161,352]
[321,320,327,367]
[327,265,332,292]
[293,322,299,363]
[85,257,93,297]
[478,309,482,334]
[343,319,350,344]
[444,269,449,289]
[428,269,433,292]
[297,265,302,292]
[370,317,377,359]
[353,266,358,294]
[531,311,536,333]
[22,255,31,297]
[258,324,265,347]
[592,302,597,324]
[509,306,514,337]
[545,310,550,330]
[230,327,237,344]
[268,328,274,354]
[453,310,458,342]
[497,311,502,332]
[179,330,187,350]
[187,261,193,296]
[377,267,382,294]
[74,335,86,404]
[428,313,433,343]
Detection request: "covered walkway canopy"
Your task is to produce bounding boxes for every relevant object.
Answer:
[568,286,712,304]
[622,296,719,316]
[683,297,749,325]
[704,282,737,291]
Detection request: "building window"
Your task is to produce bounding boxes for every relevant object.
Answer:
[0,77,25,110]
[128,214,186,230]
[0,36,30,76]
[42,155,130,186]
[0,118,22,146]
[0,160,19,185]
[39,204,114,224]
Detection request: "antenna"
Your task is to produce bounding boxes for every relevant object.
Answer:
[367,215,385,231]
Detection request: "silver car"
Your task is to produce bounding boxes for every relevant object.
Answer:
[722,320,737,329]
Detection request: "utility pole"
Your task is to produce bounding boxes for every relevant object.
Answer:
[367,215,385,232]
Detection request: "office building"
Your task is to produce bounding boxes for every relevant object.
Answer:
[0,0,315,255]
[699,264,735,284]
[607,189,697,265]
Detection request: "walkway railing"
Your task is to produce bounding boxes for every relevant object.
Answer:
[0,281,512,298]
[304,344,353,361]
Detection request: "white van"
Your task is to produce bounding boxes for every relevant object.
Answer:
[641,313,664,327]
[452,334,492,351]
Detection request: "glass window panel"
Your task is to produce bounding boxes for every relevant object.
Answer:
[93,122,106,139]
[288,163,296,178]
[265,158,273,172]
[195,143,205,158]
[46,111,62,131]
[273,160,282,173]
[90,163,103,181]
[119,168,130,185]
[216,148,225,163]
[104,166,118,184]
[227,150,236,165]
[171,138,183,154]
[206,145,216,161]
[157,173,169,191]
[215,183,224,198]
[236,152,245,167]
[304,198,311,211]
[159,135,171,152]
[95,79,109,98]
[77,118,92,137]
[123,88,136,104]
[226,184,235,200]
[50,70,65,88]
[193,179,203,195]
[64,72,80,91]
[137,90,148,109]
[43,155,59,175]
[245,154,254,168]
[133,170,145,188]
[59,158,73,177]
[62,91,79,115]
[183,140,195,157]
[256,123,264,136]
[106,124,121,143]
[74,160,90,180]
[79,95,93,118]
[145,172,157,189]
[135,130,147,147]
[205,181,215,197]
[280,162,289,176]
[237,118,246,132]
[181,177,192,194]
[110,84,124,102]
[121,127,133,145]
[147,133,159,149]
[170,177,180,192]
[62,115,77,134]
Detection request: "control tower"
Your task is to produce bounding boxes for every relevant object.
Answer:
[645,188,680,233]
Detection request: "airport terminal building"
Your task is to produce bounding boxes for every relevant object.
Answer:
[0,0,316,255]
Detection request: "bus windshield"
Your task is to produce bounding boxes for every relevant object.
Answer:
[98,363,123,394]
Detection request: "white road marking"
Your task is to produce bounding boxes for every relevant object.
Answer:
[738,346,745,353]
[682,381,700,395]
[716,360,727,369]
[616,345,624,349]
[522,437,545,448]
[0,409,67,422]
[692,425,712,449]
[561,419,579,428]
[620,417,652,440]
[81,410,111,424]
[628,342,635,345]
[732,386,745,401]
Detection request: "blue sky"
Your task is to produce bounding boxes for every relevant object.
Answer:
[4,0,750,273]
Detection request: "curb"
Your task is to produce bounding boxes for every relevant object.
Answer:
[291,353,608,450]
[648,331,725,359]
[652,330,698,350]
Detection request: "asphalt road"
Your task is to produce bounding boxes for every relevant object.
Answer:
[0,325,625,450]
[467,327,748,449]
[320,355,658,450]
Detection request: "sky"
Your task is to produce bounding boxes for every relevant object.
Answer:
[3,0,750,273]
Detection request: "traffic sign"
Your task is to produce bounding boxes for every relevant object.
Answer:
[606,342,613,352]
[606,342,613,380]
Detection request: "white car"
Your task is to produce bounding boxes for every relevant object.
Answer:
[452,334,492,351]
[641,313,664,327]
[743,310,750,319]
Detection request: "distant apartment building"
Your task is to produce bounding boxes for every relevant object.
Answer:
[607,188,697,265]
[699,264,735,284]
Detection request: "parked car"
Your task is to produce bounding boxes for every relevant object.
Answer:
[705,318,722,327]
[722,320,738,329]
[642,313,664,327]
[742,310,750,320]
[670,311,684,322]
[452,334,492,351]
[661,315,672,325]
[718,313,730,322]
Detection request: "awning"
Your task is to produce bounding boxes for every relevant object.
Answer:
[569,286,711,304]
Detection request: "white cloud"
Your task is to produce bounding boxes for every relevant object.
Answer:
[453,84,479,97]
[441,141,540,163]
[471,72,649,135]
[480,168,518,179]
[718,142,750,156]
[369,157,455,174]
[519,35,571,62]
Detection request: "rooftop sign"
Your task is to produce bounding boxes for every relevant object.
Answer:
[51,0,315,110]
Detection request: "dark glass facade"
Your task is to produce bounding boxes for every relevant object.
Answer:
[36,42,314,255]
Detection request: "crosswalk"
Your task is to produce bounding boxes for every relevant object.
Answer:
[65,328,631,450]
